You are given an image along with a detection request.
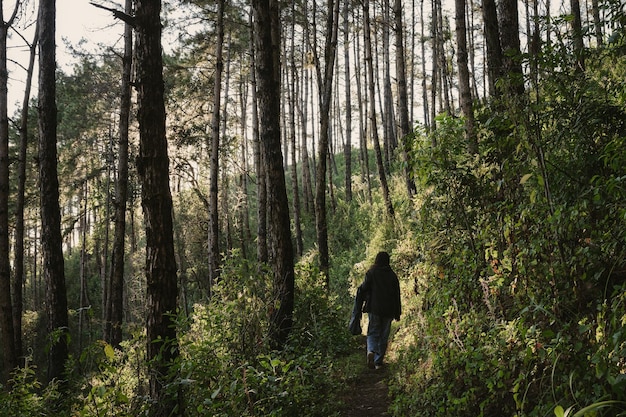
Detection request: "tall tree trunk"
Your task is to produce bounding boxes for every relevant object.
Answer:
[13,19,39,367]
[394,0,416,197]
[590,0,602,46]
[252,0,295,350]
[498,0,525,96]
[430,0,439,134]
[363,0,394,217]
[78,183,88,354]
[250,13,267,265]
[437,0,452,115]
[238,66,251,259]
[377,0,397,164]
[105,0,132,348]
[0,0,19,383]
[420,0,430,129]
[467,0,480,101]
[343,0,353,202]
[38,0,70,385]
[570,0,585,71]
[299,58,314,214]
[354,9,372,203]
[314,0,339,285]
[482,0,503,97]
[289,3,303,257]
[455,0,476,153]
[135,0,179,414]
[208,0,225,287]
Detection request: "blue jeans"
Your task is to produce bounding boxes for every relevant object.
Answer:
[367,313,393,365]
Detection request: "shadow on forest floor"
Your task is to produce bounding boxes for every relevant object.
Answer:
[337,336,392,417]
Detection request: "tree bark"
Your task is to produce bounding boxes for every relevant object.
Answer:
[298,50,314,214]
[313,0,339,285]
[13,17,39,369]
[105,0,133,349]
[38,0,70,385]
[343,0,353,202]
[498,0,525,96]
[135,0,179,413]
[420,0,430,129]
[455,0,477,153]
[363,0,394,217]
[590,0,602,46]
[252,0,295,350]
[249,12,267,265]
[482,0,503,97]
[354,8,372,203]
[288,3,303,257]
[0,0,19,383]
[394,0,417,197]
[570,0,585,71]
[208,0,225,288]
[430,0,438,134]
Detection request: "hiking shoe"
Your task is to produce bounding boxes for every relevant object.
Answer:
[367,351,375,369]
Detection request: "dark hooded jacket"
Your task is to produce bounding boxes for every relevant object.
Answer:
[359,254,401,320]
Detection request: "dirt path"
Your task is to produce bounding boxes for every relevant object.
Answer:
[338,338,392,417]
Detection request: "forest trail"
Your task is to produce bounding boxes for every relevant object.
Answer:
[338,337,392,417]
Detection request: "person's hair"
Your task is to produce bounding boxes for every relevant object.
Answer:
[374,251,390,267]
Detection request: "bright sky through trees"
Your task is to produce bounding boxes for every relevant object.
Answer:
[8,0,124,112]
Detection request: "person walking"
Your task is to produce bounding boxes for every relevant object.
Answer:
[359,251,401,369]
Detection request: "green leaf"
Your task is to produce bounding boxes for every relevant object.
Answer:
[520,173,533,185]
[571,401,621,417]
[554,405,565,417]
[104,343,115,362]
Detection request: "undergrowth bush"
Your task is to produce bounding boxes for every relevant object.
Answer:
[388,64,626,415]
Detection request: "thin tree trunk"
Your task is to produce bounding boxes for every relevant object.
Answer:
[238,65,250,259]
[410,0,416,123]
[364,0,394,217]
[570,0,585,71]
[105,0,132,348]
[78,183,88,354]
[135,0,179,413]
[343,0,353,202]
[0,0,19,383]
[467,0,480,101]
[314,0,340,285]
[420,0,430,129]
[13,19,39,367]
[430,0,439,135]
[455,0,476,153]
[289,3,303,257]
[250,12,267,264]
[221,31,233,254]
[38,0,70,385]
[590,0,602,46]
[437,0,452,115]
[377,0,397,165]
[394,0,416,197]
[354,11,372,203]
[208,0,225,287]
[299,55,314,214]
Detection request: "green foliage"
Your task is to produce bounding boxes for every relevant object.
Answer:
[171,254,348,416]
[71,339,147,417]
[388,40,626,416]
[0,363,46,417]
